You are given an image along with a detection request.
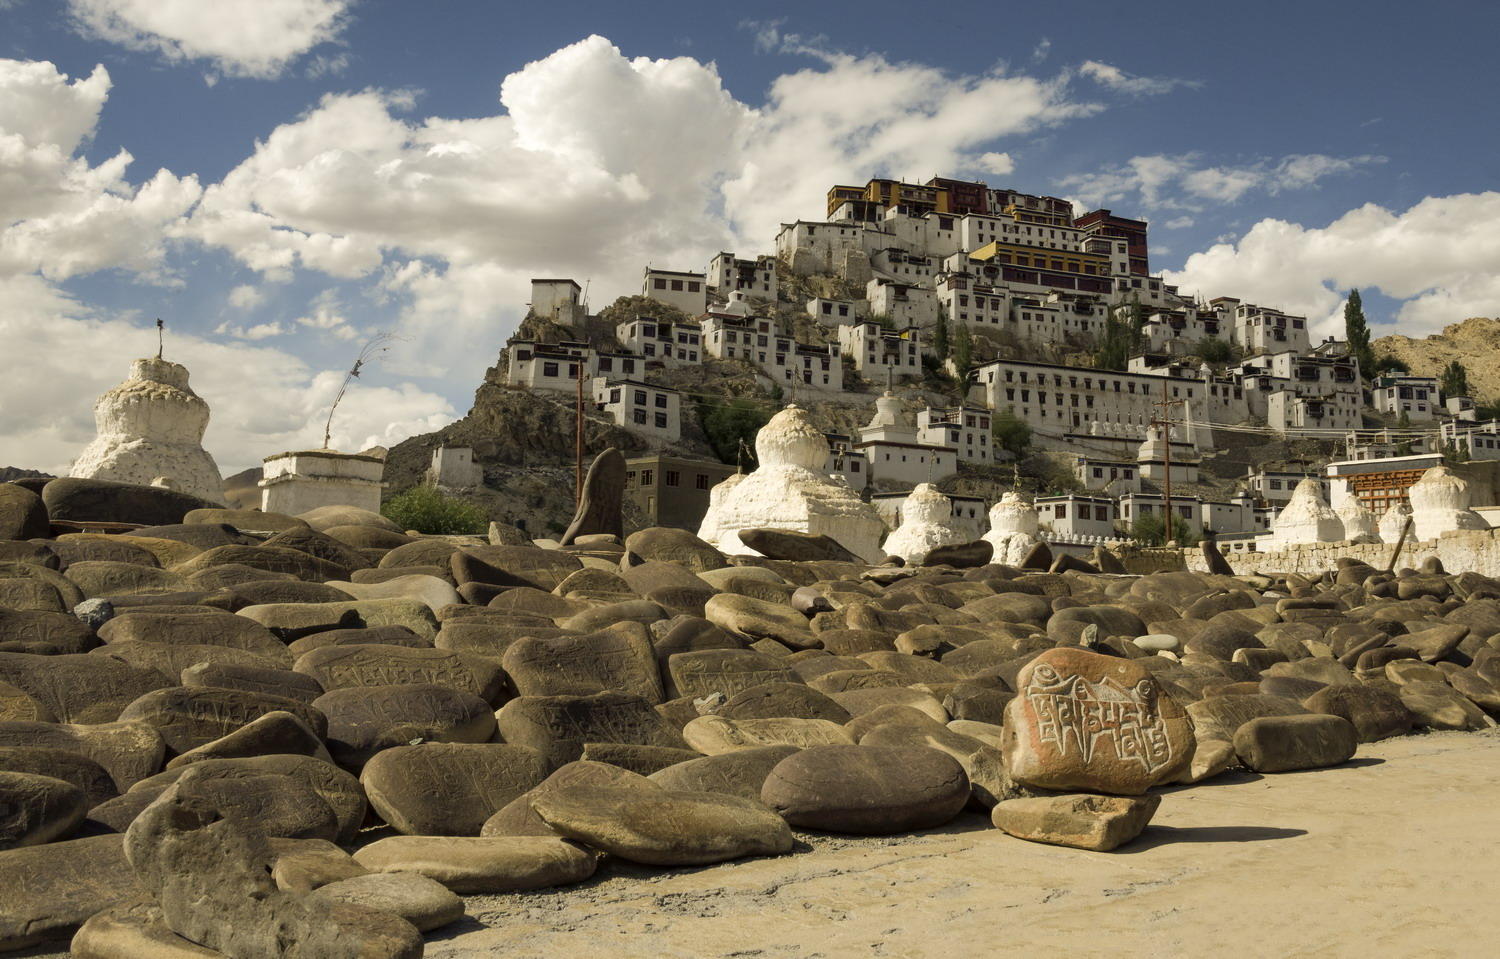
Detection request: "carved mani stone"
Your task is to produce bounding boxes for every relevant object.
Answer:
[1001,647,1194,795]
[560,448,626,546]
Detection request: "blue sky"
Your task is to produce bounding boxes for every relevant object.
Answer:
[2,0,1497,472]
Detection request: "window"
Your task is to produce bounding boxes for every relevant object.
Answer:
[671,280,683,291]
[655,394,668,408]
[641,469,654,485]
[632,409,647,425]
[633,390,647,406]
[695,474,710,490]
[653,278,666,290]
[666,471,679,487]
[655,412,668,429]
[542,362,558,378]
[688,281,701,292]
[598,357,612,372]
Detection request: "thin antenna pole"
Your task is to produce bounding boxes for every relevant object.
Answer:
[575,354,585,506]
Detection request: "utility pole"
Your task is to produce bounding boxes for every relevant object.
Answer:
[155,318,164,359]
[574,353,585,505]
[1152,378,1179,546]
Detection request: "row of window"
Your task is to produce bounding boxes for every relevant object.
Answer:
[650,278,702,293]
[628,469,714,490]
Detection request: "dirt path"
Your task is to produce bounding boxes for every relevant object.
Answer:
[433,729,1500,959]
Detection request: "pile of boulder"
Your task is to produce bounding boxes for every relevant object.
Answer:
[1,475,1498,956]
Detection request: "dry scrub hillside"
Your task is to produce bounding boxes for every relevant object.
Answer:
[1375,316,1500,403]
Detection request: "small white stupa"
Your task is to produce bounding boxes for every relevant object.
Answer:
[982,490,1041,565]
[697,404,885,563]
[1270,477,1343,548]
[1378,501,1413,544]
[70,357,224,503]
[1334,496,1380,544]
[881,483,968,565]
[1406,464,1488,541]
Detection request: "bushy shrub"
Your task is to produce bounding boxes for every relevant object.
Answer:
[382,485,488,535]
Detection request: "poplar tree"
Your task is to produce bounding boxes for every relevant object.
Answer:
[1345,289,1375,379]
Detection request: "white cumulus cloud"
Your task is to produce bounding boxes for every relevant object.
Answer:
[1079,60,1200,97]
[1164,193,1500,339]
[66,0,352,79]
[1060,152,1385,211]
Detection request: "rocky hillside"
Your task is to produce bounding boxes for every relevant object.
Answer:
[1375,317,1500,403]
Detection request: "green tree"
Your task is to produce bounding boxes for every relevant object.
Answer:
[1440,359,1471,398]
[1129,511,1199,547]
[991,405,1032,460]
[1371,355,1410,376]
[932,309,951,360]
[1345,289,1375,379]
[1094,297,1146,372]
[952,318,974,381]
[697,398,770,467]
[1193,337,1233,364]
[382,486,488,535]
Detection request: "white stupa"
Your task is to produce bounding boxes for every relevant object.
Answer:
[1406,464,1488,541]
[881,483,968,565]
[1269,477,1343,548]
[1378,501,1413,544]
[697,404,885,563]
[70,357,224,503]
[1334,496,1380,544]
[982,490,1041,565]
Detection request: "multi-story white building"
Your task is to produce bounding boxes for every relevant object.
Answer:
[1268,389,1363,433]
[866,277,940,329]
[824,432,870,490]
[854,392,956,486]
[807,297,863,325]
[916,405,992,464]
[504,340,594,391]
[1075,456,1142,493]
[1245,468,1325,505]
[529,279,585,326]
[838,321,922,382]
[972,359,1218,445]
[592,379,682,443]
[1371,374,1441,421]
[707,253,777,302]
[1232,303,1311,354]
[642,268,707,316]
[870,248,940,284]
[1235,347,1361,420]
[776,220,872,272]
[1036,494,1119,539]
[614,317,702,367]
[701,314,841,390]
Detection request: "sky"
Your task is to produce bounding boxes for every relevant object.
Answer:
[2,0,1498,474]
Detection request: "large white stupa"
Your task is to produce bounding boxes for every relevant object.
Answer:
[982,490,1041,565]
[881,483,968,565]
[1407,464,1488,541]
[70,357,224,503]
[1269,477,1342,548]
[697,404,885,563]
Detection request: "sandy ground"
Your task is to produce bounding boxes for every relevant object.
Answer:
[430,729,1500,959]
[18,730,1495,958]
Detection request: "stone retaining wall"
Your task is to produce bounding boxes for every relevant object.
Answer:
[1181,528,1500,577]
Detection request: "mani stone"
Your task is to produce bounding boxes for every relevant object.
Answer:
[991,793,1161,852]
[683,715,854,755]
[502,624,664,704]
[0,771,88,849]
[532,785,793,866]
[123,782,423,959]
[577,742,701,775]
[496,691,689,768]
[0,746,118,808]
[624,527,729,572]
[560,447,626,546]
[117,686,326,755]
[180,662,326,704]
[705,592,817,649]
[352,836,597,894]
[0,652,171,724]
[1232,714,1359,772]
[98,609,292,666]
[0,834,144,952]
[315,684,497,768]
[761,744,970,835]
[43,477,219,527]
[480,760,659,838]
[1002,648,1194,795]
[0,483,49,540]
[737,528,858,564]
[311,872,465,933]
[169,767,341,842]
[1186,694,1311,743]
[71,898,223,958]
[293,644,505,703]
[1304,684,1412,742]
[360,743,549,836]
[166,710,331,768]
[450,545,582,592]
[0,719,165,792]
[666,649,798,699]
[718,682,851,723]
[648,745,801,801]
[270,838,370,893]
